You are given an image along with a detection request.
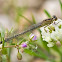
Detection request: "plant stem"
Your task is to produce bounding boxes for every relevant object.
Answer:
[60,55,62,62]
[4,45,16,48]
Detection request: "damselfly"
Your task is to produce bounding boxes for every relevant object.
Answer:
[0,15,57,44]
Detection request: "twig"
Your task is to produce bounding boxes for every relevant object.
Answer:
[4,45,16,48]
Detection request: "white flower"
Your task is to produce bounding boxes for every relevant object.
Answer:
[40,19,62,47]
[44,37,52,42]
[47,42,54,47]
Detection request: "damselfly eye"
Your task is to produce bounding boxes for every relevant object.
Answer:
[52,15,57,21]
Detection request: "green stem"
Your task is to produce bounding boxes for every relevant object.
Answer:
[60,55,62,62]
[19,14,33,24]
[2,37,4,48]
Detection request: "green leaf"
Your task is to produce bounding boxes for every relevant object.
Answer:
[16,14,20,22]
[0,55,2,62]
[24,49,48,59]
[0,33,1,37]
[7,48,11,61]
[59,0,62,12]
[2,48,7,54]
[16,7,26,22]
[52,45,61,55]
[19,14,33,24]
[44,9,51,18]
[16,7,33,24]
[2,38,5,48]
[1,29,5,38]
[18,39,25,45]
[31,14,36,24]
[37,48,48,59]
[24,49,36,56]
[9,27,13,33]
[42,41,50,53]
[2,55,7,62]
[16,7,26,15]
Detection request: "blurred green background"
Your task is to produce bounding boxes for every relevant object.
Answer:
[0,0,62,62]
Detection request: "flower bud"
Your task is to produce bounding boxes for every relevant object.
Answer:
[29,33,37,41]
[17,52,22,60]
[21,42,27,48]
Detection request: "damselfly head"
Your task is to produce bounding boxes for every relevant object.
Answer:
[52,15,57,21]
[41,15,57,27]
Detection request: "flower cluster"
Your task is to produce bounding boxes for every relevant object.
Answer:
[20,33,37,48]
[0,33,37,60]
[20,33,37,52]
[40,19,62,47]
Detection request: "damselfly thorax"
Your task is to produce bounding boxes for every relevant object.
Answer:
[0,15,57,44]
